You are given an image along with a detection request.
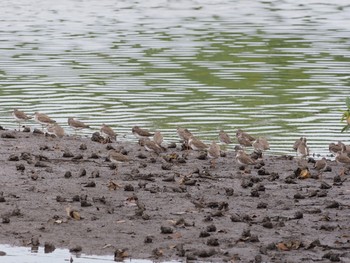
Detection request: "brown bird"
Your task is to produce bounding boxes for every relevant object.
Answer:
[34,112,56,131]
[188,136,208,151]
[47,123,65,138]
[132,126,154,140]
[314,157,327,178]
[293,137,303,151]
[100,124,117,141]
[176,127,193,142]
[236,129,255,147]
[153,131,163,147]
[236,150,256,166]
[252,137,270,152]
[12,109,32,130]
[219,130,232,144]
[207,141,221,168]
[297,137,309,158]
[141,138,163,155]
[335,145,350,176]
[68,117,90,134]
[108,150,130,175]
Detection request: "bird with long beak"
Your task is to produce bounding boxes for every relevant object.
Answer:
[236,150,256,167]
[314,157,327,179]
[297,137,309,158]
[188,136,208,151]
[107,150,130,175]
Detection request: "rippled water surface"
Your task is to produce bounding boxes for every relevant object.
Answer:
[1,0,350,155]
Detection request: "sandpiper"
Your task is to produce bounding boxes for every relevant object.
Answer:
[34,112,56,130]
[12,109,32,130]
[153,131,163,147]
[235,150,256,166]
[296,137,309,158]
[188,136,208,151]
[177,127,193,142]
[314,157,327,178]
[252,137,270,152]
[293,137,303,151]
[236,129,255,147]
[132,126,154,140]
[100,124,117,141]
[141,138,163,155]
[219,130,232,145]
[47,123,65,138]
[207,141,221,168]
[108,149,130,175]
[68,117,90,134]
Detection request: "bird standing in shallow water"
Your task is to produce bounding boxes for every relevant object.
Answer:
[12,109,32,131]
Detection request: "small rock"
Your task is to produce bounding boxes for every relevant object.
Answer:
[160,226,173,234]
[84,181,96,188]
[69,245,82,253]
[124,184,134,191]
[206,224,216,232]
[294,211,303,219]
[144,236,153,243]
[78,168,87,177]
[91,132,104,143]
[251,189,260,197]
[16,164,25,171]
[72,154,83,160]
[137,153,147,159]
[8,154,19,161]
[199,231,210,238]
[79,144,87,150]
[33,128,44,135]
[0,251,6,256]
[161,163,172,170]
[322,251,340,262]
[320,182,331,189]
[44,242,55,253]
[206,238,219,246]
[81,200,92,207]
[262,222,273,229]
[197,152,207,160]
[23,126,31,132]
[35,161,49,167]
[326,201,340,209]
[64,171,72,178]
[91,170,100,178]
[257,202,267,209]
[90,153,99,159]
[167,142,177,148]
[2,217,10,224]
[56,196,66,202]
[1,132,16,138]
[63,150,74,158]
[225,187,234,196]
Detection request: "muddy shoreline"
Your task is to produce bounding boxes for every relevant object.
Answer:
[0,127,349,262]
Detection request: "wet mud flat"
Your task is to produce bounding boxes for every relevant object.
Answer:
[0,128,349,262]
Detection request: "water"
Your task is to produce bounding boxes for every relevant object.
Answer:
[0,244,180,263]
[0,0,350,155]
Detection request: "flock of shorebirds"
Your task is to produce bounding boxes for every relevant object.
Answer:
[11,108,350,174]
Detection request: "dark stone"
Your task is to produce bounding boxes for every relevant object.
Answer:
[124,184,134,191]
[206,224,216,232]
[320,182,331,189]
[72,154,83,160]
[79,143,87,150]
[90,153,99,159]
[91,132,104,143]
[326,201,340,209]
[84,181,96,188]
[161,163,172,170]
[225,187,234,196]
[33,128,44,134]
[294,211,303,219]
[35,161,49,167]
[63,150,74,158]
[16,164,25,171]
[160,226,173,234]
[8,154,19,161]
[257,202,267,209]
[206,238,219,246]
[199,231,210,238]
[69,246,82,253]
[64,171,72,178]
[1,132,16,138]
[78,168,86,177]
[144,236,153,243]
[44,242,56,253]
[91,170,100,178]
